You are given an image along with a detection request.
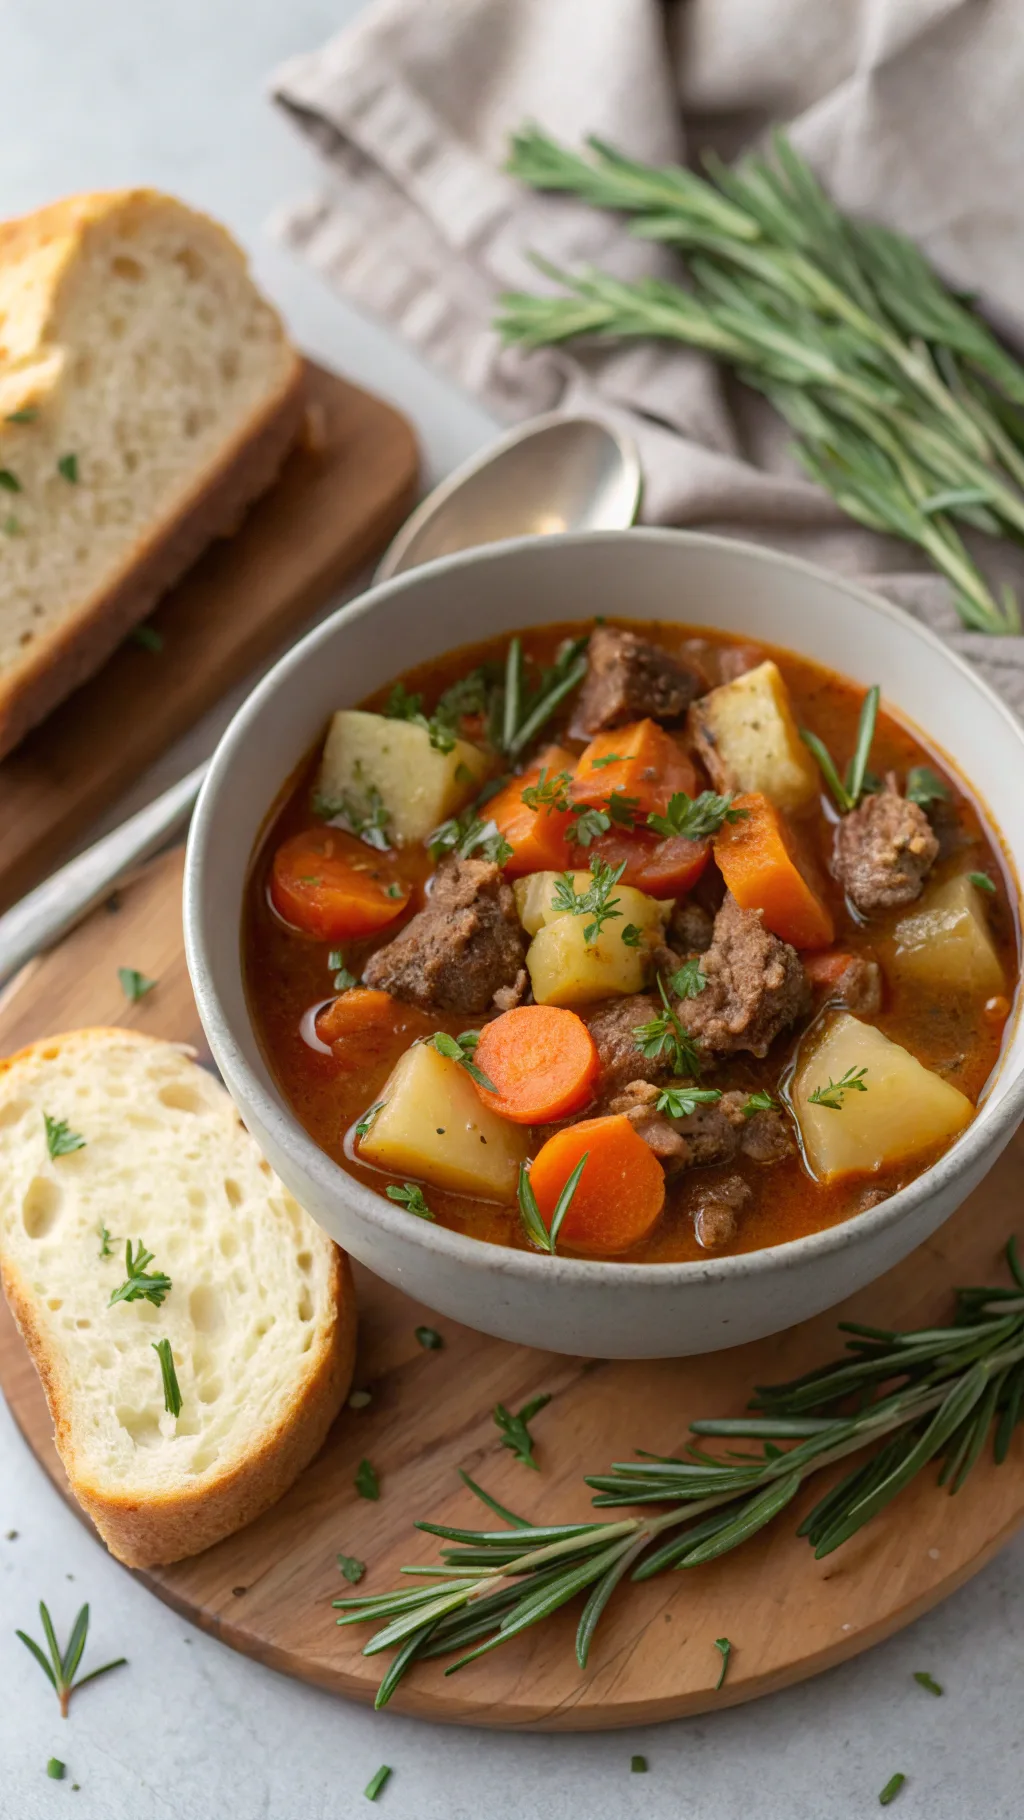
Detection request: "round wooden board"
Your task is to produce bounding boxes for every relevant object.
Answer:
[2,848,1023,1730]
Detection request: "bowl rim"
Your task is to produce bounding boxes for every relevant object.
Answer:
[184,525,1024,1288]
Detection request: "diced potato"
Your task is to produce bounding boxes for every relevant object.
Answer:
[792,1010,973,1183]
[319,710,490,846]
[514,872,670,938]
[889,874,1005,999]
[357,1042,528,1202]
[526,885,667,1007]
[690,660,819,814]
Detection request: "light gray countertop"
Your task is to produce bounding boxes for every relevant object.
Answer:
[1,5,1022,1816]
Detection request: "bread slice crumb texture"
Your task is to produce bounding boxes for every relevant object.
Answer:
[0,1029,352,1564]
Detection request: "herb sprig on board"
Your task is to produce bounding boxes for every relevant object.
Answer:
[16,1603,126,1716]
[335,1239,1024,1706]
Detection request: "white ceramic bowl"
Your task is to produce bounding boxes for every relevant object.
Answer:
[184,530,1024,1359]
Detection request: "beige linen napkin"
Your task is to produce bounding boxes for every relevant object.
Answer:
[273,0,1024,713]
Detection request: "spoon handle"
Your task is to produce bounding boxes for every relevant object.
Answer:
[0,762,208,991]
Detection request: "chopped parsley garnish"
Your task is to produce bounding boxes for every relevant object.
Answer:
[46,1758,65,1780]
[16,1601,126,1716]
[355,1458,380,1500]
[328,950,360,991]
[647,790,747,841]
[386,1182,435,1220]
[385,882,403,898]
[568,804,611,847]
[606,790,639,827]
[878,1772,906,1806]
[633,975,702,1077]
[313,783,391,852]
[741,1089,778,1118]
[415,1326,444,1350]
[493,1393,551,1469]
[5,407,38,424]
[57,453,79,483]
[384,680,457,753]
[337,1552,366,1584]
[801,685,880,814]
[809,1065,868,1110]
[428,809,512,867]
[968,870,996,893]
[713,1636,732,1690]
[670,958,706,999]
[117,966,156,1002]
[589,752,623,769]
[913,1671,943,1696]
[364,1765,392,1802]
[630,1756,648,1773]
[354,1100,386,1141]
[517,1154,588,1254]
[0,469,22,492]
[43,1113,86,1159]
[550,857,626,944]
[130,624,164,654]
[152,1339,182,1416]
[520,768,572,813]
[426,1030,496,1093]
[108,1239,172,1308]
[656,1085,722,1119]
[905,765,949,808]
[620,923,644,948]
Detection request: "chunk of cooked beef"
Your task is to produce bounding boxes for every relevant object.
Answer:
[676,894,809,1059]
[582,995,671,1093]
[668,900,715,955]
[362,854,527,1015]
[833,780,939,914]
[808,953,883,1017]
[689,1174,753,1251]
[571,625,702,737]
[606,1080,743,1171]
[718,1090,796,1164]
[715,643,766,685]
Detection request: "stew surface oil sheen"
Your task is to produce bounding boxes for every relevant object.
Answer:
[243,620,1018,1266]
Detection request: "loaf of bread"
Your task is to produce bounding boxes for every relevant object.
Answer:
[0,1029,354,1567]
[0,190,304,759]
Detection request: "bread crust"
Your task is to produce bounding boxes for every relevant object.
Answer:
[0,188,305,761]
[0,1027,355,1568]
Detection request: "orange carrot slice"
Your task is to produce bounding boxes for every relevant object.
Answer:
[473,1006,600,1124]
[528,1115,666,1255]
[270,829,411,941]
[569,827,711,899]
[572,720,699,819]
[714,792,834,950]
[486,744,576,876]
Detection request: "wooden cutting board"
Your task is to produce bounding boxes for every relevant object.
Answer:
[0,361,418,913]
[1,847,1023,1731]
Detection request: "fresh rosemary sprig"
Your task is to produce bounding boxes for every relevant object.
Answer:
[16,1602,126,1717]
[108,1239,172,1308]
[498,635,590,759]
[801,685,880,814]
[425,1031,496,1094]
[498,129,1024,634]
[152,1339,182,1416]
[335,1239,1024,1707]
[517,1154,588,1254]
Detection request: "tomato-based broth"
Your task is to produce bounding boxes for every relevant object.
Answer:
[243,620,1018,1265]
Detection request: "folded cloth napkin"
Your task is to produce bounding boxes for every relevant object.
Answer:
[273,0,1024,712]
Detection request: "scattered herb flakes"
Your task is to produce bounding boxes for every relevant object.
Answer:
[713,1636,732,1690]
[57,453,79,483]
[0,468,22,492]
[620,923,643,948]
[97,1223,115,1258]
[355,1100,386,1142]
[633,974,702,1078]
[741,1089,778,1118]
[328,950,360,992]
[913,1671,943,1696]
[427,1030,496,1094]
[671,957,707,1000]
[590,752,623,770]
[550,856,626,944]
[152,1339,182,1417]
[6,407,38,423]
[493,1393,552,1469]
[16,1601,126,1716]
[43,1113,86,1159]
[108,1239,171,1309]
[968,870,996,894]
[355,1458,380,1501]
[5,1530,18,1541]
[313,784,392,852]
[809,1065,868,1110]
[415,1326,444,1351]
[385,882,403,899]
[656,1085,722,1120]
[647,789,745,841]
[569,804,611,847]
[906,765,949,808]
[130,624,163,654]
[630,1755,647,1774]
[117,966,156,1003]
[47,1758,65,1780]
[879,1772,906,1806]
[364,1764,392,1802]
[348,1389,372,1410]
[520,768,573,813]
[337,1553,366,1584]
[386,1183,434,1221]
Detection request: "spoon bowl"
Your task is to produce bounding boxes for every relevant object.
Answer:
[374,412,641,581]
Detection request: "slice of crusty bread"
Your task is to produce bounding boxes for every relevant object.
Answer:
[0,190,304,758]
[0,1029,354,1568]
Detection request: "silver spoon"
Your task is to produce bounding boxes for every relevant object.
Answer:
[0,413,640,988]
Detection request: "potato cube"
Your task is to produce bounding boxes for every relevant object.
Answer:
[690,660,819,814]
[319,710,490,847]
[514,872,670,939]
[525,883,667,1007]
[792,1010,973,1183]
[889,874,1005,999]
[357,1042,527,1202]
